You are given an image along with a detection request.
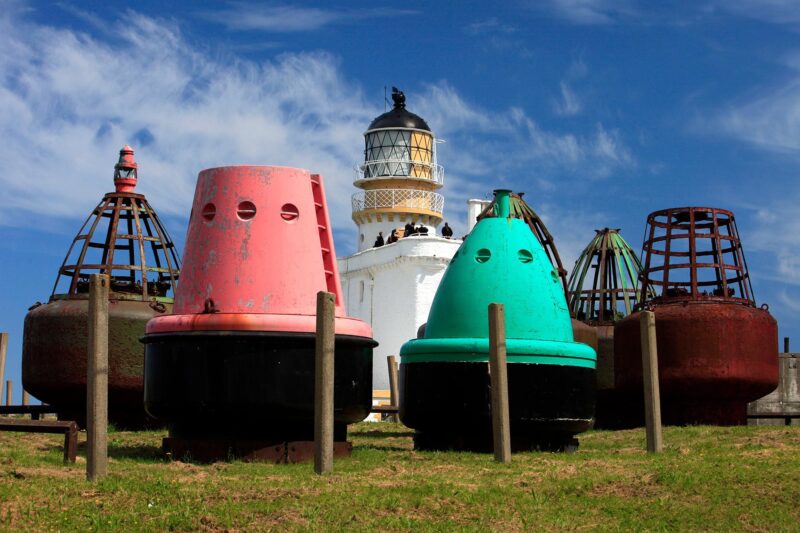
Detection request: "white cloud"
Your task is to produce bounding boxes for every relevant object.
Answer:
[703,48,800,154]
[0,8,635,254]
[201,3,417,32]
[464,17,517,36]
[533,0,636,25]
[0,10,374,238]
[413,82,633,183]
[553,81,582,116]
[709,0,800,28]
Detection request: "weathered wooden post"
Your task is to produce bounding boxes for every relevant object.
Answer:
[314,291,335,475]
[22,390,30,406]
[784,337,790,354]
[5,380,11,407]
[387,355,400,422]
[87,274,109,481]
[488,303,511,463]
[0,332,7,405]
[640,310,663,453]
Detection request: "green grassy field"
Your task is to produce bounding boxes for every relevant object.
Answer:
[0,422,798,531]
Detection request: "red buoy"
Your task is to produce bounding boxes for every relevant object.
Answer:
[143,166,376,460]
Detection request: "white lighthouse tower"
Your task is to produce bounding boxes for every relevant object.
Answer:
[338,88,461,398]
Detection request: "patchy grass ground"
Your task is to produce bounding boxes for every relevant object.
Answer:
[0,422,798,531]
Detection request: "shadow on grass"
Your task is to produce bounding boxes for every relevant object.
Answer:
[353,430,414,439]
[354,444,411,452]
[48,441,166,462]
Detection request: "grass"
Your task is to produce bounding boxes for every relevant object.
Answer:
[0,422,798,531]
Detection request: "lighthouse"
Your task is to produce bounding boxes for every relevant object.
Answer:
[338,88,461,398]
[351,88,445,248]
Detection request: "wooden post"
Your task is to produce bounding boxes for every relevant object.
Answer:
[387,355,400,422]
[640,311,663,453]
[5,380,11,407]
[784,337,790,354]
[87,274,109,481]
[488,303,511,463]
[22,390,30,406]
[314,291,335,475]
[0,332,7,405]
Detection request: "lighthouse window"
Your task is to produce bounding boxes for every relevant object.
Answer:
[359,280,365,302]
[364,130,412,177]
[518,250,533,263]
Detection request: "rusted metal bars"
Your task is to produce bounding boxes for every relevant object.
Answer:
[87,274,109,481]
[489,303,511,463]
[314,291,335,475]
[640,311,663,453]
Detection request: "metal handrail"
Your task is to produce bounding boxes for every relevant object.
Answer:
[355,159,444,185]
[351,189,445,214]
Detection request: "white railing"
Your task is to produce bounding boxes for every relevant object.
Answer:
[352,189,445,214]
[355,159,444,186]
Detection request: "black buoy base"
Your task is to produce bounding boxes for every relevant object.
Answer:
[142,331,375,442]
[400,361,595,452]
[163,424,354,463]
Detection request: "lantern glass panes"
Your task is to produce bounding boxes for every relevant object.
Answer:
[410,133,433,178]
[365,130,411,177]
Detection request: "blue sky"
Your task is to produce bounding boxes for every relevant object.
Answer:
[1,0,800,402]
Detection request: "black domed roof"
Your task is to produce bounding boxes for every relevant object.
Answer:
[367,88,431,132]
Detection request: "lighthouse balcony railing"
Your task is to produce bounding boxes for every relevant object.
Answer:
[351,189,444,215]
[355,159,444,186]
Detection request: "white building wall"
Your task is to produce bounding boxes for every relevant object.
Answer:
[356,218,439,252]
[467,199,491,232]
[338,236,461,390]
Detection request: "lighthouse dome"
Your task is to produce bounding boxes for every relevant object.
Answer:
[368,88,431,131]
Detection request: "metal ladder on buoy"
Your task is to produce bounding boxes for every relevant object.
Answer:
[310,174,343,308]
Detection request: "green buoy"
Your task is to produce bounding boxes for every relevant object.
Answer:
[400,189,597,452]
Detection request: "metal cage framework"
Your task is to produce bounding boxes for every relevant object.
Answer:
[638,206,755,307]
[567,228,651,324]
[476,192,569,298]
[351,189,445,214]
[52,147,180,302]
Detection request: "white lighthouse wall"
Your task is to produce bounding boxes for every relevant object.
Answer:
[338,236,461,392]
[356,218,440,252]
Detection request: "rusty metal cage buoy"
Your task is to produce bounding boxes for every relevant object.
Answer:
[614,207,778,426]
[22,145,181,427]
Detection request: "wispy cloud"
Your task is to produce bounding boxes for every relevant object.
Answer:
[463,17,517,36]
[553,81,582,116]
[707,58,800,153]
[532,0,637,25]
[201,3,417,32]
[415,83,634,186]
[0,8,635,252]
[708,0,800,28]
[533,1,800,28]
[0,9,376,242]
